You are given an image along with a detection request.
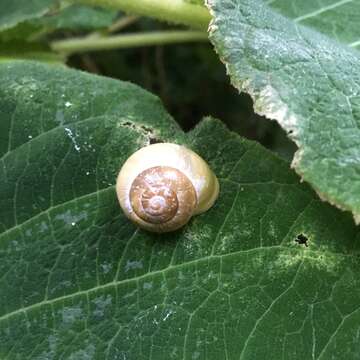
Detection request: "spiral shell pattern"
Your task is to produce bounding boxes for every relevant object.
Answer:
[129,166,197,231]
[116,143,219,233]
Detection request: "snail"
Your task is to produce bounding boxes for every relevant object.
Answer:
[116,143,219,233]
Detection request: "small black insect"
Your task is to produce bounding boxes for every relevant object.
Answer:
[295,233,308,247]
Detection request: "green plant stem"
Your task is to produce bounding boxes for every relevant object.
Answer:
[70,0,211,30]
[108,15,140,33]
[51,31,209,54]
[85,15,140,39]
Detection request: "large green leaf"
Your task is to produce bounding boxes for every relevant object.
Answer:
[36,4,117,32]
[0,4,117,42]
[267,0,360,48]
[207,0,360,223]
[0,0,56,32]
[1,61,360,359]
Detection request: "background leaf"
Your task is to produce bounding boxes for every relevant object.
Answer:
[207,0,360,222]
[0,0,55,32]
[0,2,117,63]
[35,4,117,32]
[1,61,360,359]
[0,4,117,42]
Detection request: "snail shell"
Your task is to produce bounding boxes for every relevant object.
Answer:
[116,143,219,233]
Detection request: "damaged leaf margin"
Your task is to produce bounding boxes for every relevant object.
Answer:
[206,0,360,223]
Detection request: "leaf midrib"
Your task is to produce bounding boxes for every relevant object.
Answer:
[0,244,347,325]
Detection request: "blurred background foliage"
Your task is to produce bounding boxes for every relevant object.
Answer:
[0,3,297,160]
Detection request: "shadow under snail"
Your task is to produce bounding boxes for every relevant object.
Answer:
[116,143,219,233]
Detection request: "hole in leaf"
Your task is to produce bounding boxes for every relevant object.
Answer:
[295,233,309,247]
[149,137,163,144]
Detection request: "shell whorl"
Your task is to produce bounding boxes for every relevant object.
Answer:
[129,166,197,230]
[116,143,219,233]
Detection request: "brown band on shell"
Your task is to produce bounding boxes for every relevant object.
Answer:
[129,166,197,226]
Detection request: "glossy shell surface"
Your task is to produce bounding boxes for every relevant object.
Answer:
[116,143,219,232]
